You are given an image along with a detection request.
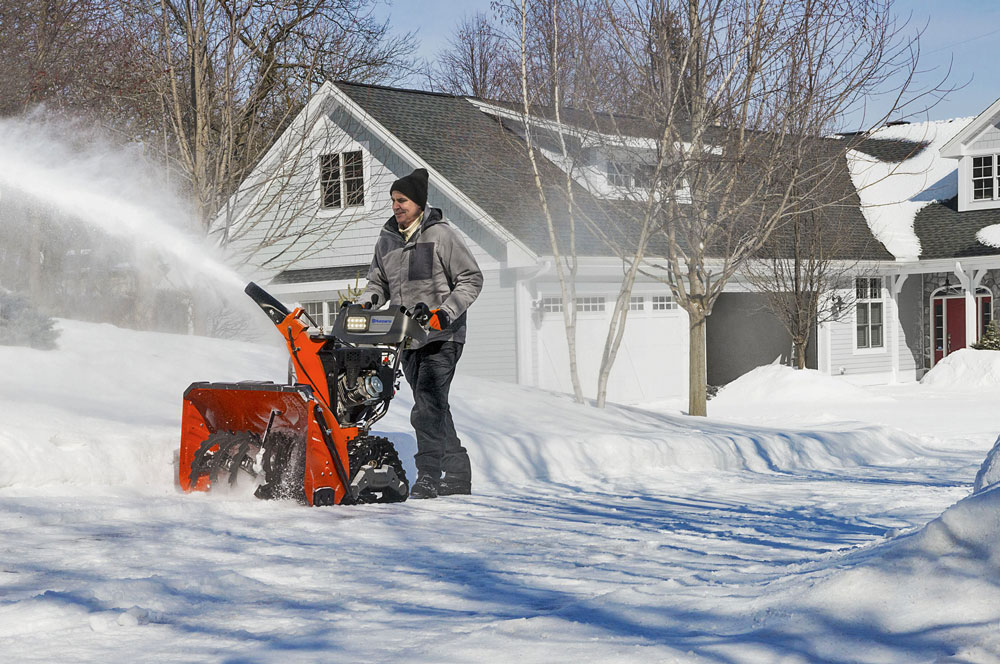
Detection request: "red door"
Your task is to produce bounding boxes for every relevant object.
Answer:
[946,298,965,356]
[933,294,992,364]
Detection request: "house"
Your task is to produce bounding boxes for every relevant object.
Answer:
[222,81,1000,404]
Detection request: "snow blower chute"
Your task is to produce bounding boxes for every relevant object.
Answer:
[178,283,426,505]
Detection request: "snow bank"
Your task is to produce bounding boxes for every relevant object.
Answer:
[755,484,1000,661]
[0,320,930,495]
[451,375,925,485]
[920,348,1000,388]
[711,364,879,405]
[846,118,972,260]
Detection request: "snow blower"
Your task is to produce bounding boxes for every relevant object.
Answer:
[178,282,426,505]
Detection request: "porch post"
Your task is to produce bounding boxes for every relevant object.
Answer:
[954,261,976,347]
[890,274,908,383]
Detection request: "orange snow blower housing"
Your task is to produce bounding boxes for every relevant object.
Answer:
[179,282,425,506]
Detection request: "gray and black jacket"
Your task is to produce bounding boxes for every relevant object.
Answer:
[360,207,483,347]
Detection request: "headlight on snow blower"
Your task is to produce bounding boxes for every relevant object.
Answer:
[345,315,368,332]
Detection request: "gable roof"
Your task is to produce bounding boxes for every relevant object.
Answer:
[940,96,1000,157]
[333,81,619,257]
[334,81,891,263]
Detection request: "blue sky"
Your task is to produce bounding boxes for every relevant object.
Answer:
[374,0,999,123]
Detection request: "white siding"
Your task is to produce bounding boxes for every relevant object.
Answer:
[828,278,920,384]
[459,268,517,382]
[971,119,1000,152]
[228,105,507,282]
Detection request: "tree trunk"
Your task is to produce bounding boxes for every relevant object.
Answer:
[794,337,807,369]
[688,311,707,416]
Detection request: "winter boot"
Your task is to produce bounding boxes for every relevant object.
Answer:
[410,474,439,499]
[439,476,471,496]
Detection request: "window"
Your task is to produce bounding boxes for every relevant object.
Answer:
[973,156,997,201]
[540,297,563,313]
[301,301,339,330]
[652,294,677,311]
[302,301,325,327]
[320,151,365,209]
[606,161,655,189]
[855,277,883,349]
[629,296,645,311]
[576,296,606,312]
[607,161,629,187]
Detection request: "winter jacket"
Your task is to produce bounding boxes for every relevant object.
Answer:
[360,207,483,347]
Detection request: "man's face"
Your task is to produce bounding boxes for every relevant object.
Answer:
[391,191,421,229]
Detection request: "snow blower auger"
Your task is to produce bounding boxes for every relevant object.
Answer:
[178,283,426,506]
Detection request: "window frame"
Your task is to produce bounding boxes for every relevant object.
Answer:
[319,149,366,211]
[854,277,885,352]
[651,294,678,312]
[972,155,997,201]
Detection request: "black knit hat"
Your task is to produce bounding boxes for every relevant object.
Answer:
[390,168,429,209]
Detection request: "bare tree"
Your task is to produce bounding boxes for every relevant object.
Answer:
[134,0,417,235]
[602,0,935,416]
[434,11,513,100]
[743,183,872,369]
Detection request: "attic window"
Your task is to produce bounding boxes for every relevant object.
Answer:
[606,161,655,189]
[320,151,365,209]
[972,155,998,201]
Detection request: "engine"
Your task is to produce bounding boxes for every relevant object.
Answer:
[322,346,396,427]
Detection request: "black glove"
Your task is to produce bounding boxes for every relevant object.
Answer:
[340,299,352,309]
[411,302,431,324]
[428,308,450,331]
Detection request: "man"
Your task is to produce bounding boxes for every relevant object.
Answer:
[359,168,484,499]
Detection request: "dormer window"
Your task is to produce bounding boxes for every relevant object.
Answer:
[606,161,655,189]
[972,155,999,200]
[320,151,365,209]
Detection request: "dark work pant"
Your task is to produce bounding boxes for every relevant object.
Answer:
[401,340,470,482]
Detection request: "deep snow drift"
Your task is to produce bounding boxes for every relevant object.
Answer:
[1,321,999,663]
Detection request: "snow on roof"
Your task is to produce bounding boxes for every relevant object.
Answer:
[846,118,973,261]
[977,224,1000,248]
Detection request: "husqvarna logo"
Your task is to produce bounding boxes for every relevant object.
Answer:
[368,316,393,332]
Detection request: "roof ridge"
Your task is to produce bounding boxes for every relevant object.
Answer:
[333,79,469,100]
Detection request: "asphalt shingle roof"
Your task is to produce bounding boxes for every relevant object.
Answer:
[334,81,889,262]
[271,264,370,284]
[914,198,1000,259]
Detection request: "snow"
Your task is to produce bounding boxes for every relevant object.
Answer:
[978,223,1000,248]
[920,347,1000,388]
[846,118,973,260]
[1,322,999,662]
